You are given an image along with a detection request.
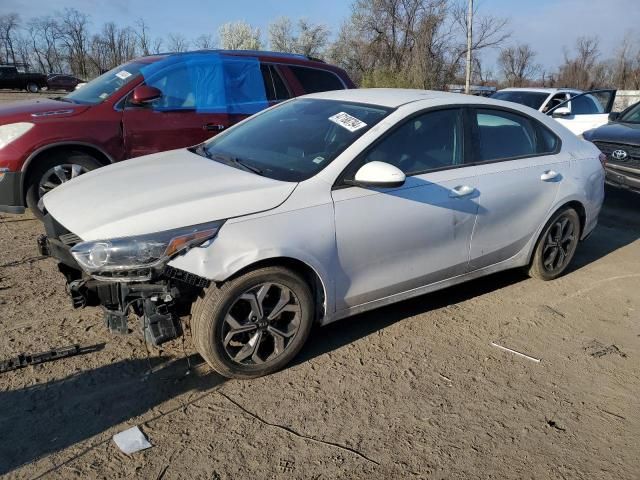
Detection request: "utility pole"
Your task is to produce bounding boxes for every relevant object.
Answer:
[465,0,473,94]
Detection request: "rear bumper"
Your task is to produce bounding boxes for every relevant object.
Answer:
[0,170,25,214]
[605,164,640,194]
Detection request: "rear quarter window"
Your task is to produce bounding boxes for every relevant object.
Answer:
[288,66,345,93]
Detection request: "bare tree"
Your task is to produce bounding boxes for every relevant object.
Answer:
[167,33,190,52]
[328,0,508,89]
[134,18,152,56]
[268,17,329,57]
[555,36,602,89]
[194,33,215,49]
[498,43,539,87]
[218,21,261,50]
[88,22,138,73]
[0,13,20,64]
[57,8,91,78]
[27,16,64,73]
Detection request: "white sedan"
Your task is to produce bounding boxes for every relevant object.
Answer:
[492,87,617,135]
[40,88,605,378]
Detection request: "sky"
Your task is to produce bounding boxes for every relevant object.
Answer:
[2,0,640,73]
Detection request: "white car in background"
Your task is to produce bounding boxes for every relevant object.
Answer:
[492,88,617,136]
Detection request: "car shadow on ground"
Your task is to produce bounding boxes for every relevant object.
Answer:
[0,354,225,477]
[569,187,640,272]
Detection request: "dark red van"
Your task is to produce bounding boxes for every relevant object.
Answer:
[0,50,354,216]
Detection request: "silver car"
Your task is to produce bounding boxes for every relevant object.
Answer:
[40,89,605,378]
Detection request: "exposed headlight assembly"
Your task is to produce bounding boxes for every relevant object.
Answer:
[0,122,34,149]
[71,220,224,281]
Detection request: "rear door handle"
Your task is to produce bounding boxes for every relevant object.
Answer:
[540,170,559,181]
[203,123,225,132]
[449,185,475,198]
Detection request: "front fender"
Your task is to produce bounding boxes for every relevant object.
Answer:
[167,202,337,315]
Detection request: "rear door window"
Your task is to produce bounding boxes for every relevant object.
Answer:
[288,65,344,93]
[473,109,558,162]
[260,64,290,102]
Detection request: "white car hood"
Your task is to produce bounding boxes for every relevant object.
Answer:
[43,149,297,241]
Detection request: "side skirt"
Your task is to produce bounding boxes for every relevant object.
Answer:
[322,249,530,326]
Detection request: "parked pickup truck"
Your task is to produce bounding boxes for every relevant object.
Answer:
[0,65,48,93]
[0,50,355,217]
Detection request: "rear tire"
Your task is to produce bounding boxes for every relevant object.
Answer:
[191,266,314,379]
[25,152,103,219]
[26,82,40,93]
[528,207,580,281]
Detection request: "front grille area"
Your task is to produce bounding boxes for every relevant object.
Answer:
[59,232,83,246]
[164,265,210,288]
[593,141,640,170]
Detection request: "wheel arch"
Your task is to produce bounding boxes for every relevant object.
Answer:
[222,256,329,323]
[527,198,587,265]
[21,142,113,199]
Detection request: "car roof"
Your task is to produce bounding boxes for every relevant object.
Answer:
[303,88,504,108]
[143,49,322,64]
[498,87,582,94]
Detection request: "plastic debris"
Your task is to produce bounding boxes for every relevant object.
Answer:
[490,342,541,363]
[113,426,152,454]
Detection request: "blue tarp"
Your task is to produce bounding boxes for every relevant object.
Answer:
[139,52,269,114]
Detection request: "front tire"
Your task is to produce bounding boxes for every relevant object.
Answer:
[25,152,103,219]
[191,266,314,379]
[529,207,580,280]
[26,82,40,93]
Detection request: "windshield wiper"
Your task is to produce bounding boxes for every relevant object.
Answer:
[192,146,264,175]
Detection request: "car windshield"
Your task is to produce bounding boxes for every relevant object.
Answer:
[491,91,550,110]
[63,61,149,105]
[201,98,392,181]
[619,102,640,123]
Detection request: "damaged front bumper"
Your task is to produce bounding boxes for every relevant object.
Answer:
[39,215,210,346]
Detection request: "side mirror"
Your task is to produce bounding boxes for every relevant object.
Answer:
[551,106,572,118]
[131,85,162,105]
[608,111,619,122]
[352,161,406,188]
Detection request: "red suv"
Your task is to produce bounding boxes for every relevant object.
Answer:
[0,50,354,216]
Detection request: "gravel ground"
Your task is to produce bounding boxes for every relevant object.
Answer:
[0,91,639,479]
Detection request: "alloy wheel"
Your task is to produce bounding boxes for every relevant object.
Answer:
[37,163,89,211]
[542,215,577,272]
[221,282,302,365]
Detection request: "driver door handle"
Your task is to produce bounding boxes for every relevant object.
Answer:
[449,185,475,198]
[540,170,559,181]
[203,123,225,132]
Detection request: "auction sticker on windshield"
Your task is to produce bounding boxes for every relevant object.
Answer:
[115,70,132,80]
[329,112,367,132]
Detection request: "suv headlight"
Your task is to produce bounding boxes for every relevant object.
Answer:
[71,220,224,280]
[0,122,34,149]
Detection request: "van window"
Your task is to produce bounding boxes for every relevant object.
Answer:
[288,66,344,93]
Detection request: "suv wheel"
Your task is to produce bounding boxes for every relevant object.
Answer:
[191,266,314,379]
[26,82,40,93]
[25,152,103,219]
[529,207,580,280]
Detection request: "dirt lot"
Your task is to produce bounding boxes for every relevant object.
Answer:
[1,91,639,479]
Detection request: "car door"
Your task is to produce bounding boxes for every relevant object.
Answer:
[467,107,570,270]
[121,56,270,158]
[0,67,15,89]
[549,89,616,135]
[331,108,480,310]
